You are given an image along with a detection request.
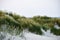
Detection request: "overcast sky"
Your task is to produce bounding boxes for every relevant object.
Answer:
[0,0,60,17]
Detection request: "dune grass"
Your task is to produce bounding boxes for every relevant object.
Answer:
[0,11,60,35]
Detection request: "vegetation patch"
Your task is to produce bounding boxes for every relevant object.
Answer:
[0,11,60,35]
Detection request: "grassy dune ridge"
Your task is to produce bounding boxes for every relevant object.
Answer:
[0,11,60,35]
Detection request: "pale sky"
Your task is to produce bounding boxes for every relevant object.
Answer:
[0,0,60,17]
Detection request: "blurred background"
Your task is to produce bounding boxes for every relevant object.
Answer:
[0,0,60,17]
